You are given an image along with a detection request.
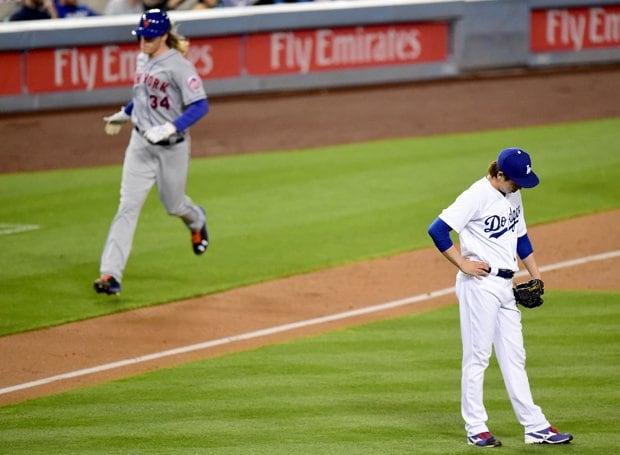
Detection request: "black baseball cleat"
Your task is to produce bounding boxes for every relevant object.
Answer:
[191,206,209,255]
[94,275,121,295]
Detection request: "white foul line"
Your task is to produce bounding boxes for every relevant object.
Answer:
[1,249,619,397]
[0,224,40,236]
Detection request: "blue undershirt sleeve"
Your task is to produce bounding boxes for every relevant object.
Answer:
[124,101,133,116]
[428,217,454,252]
[517,233,534,259]
[173,99,209,133]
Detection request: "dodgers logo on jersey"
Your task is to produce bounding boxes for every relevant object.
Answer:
[484,205,521,239]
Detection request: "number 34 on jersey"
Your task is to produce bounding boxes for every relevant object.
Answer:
[135,71,171,109]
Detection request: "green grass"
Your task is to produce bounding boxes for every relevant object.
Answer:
[1,290,618,453]
[1,117,619,335]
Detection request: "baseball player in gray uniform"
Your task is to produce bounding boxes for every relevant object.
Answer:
[427,148,573,447]
[94,9,209,296]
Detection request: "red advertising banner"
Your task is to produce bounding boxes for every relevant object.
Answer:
[245,22,449,75]
[0,52,23,96]
[531,5,620,52]
[26,45,137,93]
[185,36,242,80]
[23,36,242,94]
[4,23,448,97]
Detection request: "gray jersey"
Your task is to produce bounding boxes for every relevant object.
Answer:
[131,49,207,132]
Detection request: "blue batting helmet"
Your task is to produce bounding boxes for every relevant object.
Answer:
[132,9,171,38]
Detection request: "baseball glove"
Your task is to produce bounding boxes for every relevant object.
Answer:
[513,279,544,309]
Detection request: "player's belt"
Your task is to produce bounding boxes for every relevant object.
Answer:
[134,126,185,146]
[486,267,515,279]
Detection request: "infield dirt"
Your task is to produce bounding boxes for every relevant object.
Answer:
[1,65,619,405]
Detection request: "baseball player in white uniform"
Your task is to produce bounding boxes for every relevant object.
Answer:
[427,148,573,447]
[94,9,209,296]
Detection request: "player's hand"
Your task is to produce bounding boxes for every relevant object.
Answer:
[459,259,490,280]
[103,108,131,136]
[144,122,176,144]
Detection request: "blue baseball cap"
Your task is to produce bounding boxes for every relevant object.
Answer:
[497,147,539,188]
[132,9,171,39]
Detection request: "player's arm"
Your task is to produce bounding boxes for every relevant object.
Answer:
[103,101,133,136]
[518,233,542,280]
[427,217,489,279]
[172,98,209,133]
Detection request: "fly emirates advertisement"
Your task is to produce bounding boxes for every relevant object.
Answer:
[0,22,448,96]
[531,4,620,52]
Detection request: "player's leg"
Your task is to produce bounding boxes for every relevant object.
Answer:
[99,135,157,282]
[456,274,501,437]
[156,141,204,231]
[156,141,208,254]
[494,290,550,433]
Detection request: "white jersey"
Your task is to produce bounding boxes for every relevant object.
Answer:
[132,48,207,132]
[439,176,527,271]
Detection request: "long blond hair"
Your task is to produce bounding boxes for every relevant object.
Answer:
[166,27,189,55]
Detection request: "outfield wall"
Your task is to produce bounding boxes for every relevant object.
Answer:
[0,0,619,113]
